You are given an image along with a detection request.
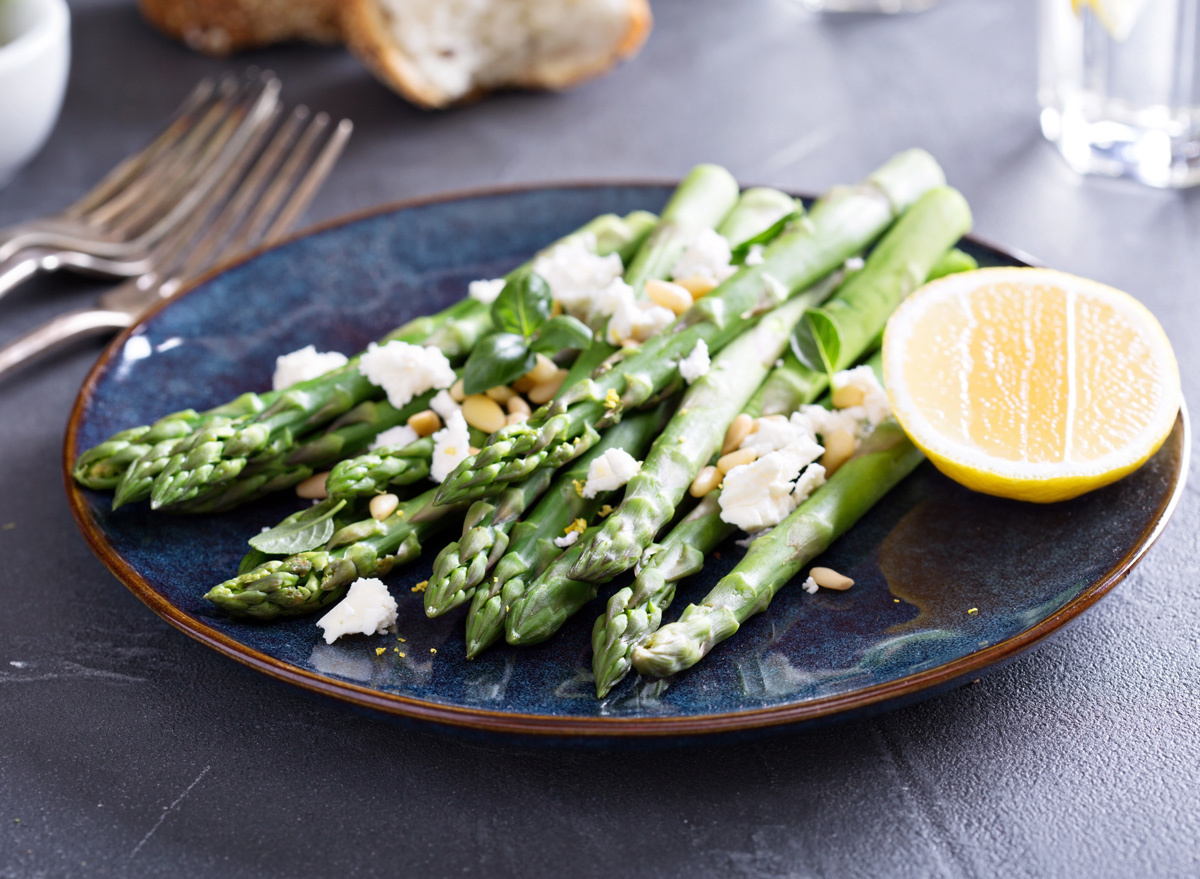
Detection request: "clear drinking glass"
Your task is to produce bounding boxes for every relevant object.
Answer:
[798,0,940,12]
[1039,0,1200,188]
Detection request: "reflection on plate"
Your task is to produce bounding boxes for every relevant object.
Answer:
[65,184,1188,746]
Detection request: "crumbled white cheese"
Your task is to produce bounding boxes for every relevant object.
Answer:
[678,340,711,384]
[468,278,506,304]
[272,345,349,391]
[801,576,819,595]
[831,365,891,429]
[370,424,419,452]
[430,410,471,483]
[359,341,456,408]
[582,448,641,498]
[598,278,675,346]
[531,232,624,321]
[791,462,827,504]
[554,530,581,548]
[795,404,863,441]
[719,448,809,532]
[744,244,766,266]
[429,389,461,421]
[315,577,398,644]
[739,415,819,458]
[671,228,737,283]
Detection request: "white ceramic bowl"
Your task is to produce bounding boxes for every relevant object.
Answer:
[0,0,70,186]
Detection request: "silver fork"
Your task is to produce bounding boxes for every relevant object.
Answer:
[0,107,352,382]
[0,71,281,298]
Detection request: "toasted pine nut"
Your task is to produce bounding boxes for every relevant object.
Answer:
[462,395,507,434]
[675,275,719,299]
[506,411,528,425]
[527,369,567,404]
[717,447,758,474]
[722,413,754,455]
[832,384,865,409]
[506,395,531,416]
[407,409,441,437]
[511,374,536,393]
[645,279,693,315]
[820,429,856,475]
[486,385,515,403]
[762,414,787,423]
[810,566,854,591]
[689,465,722,497]
[449,379,466,402]
[526,353,559,384]
[469,446,481,455]
[369,493,399,521]
[296,471,329,499]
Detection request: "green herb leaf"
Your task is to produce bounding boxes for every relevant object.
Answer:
[462,332,536,395]
[530,315,593,354]
[790,311,839,378]
[730,209,801,263]
[249,498,347,555]
[492,271,552,339]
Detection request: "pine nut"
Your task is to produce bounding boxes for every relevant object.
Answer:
[810,566,854,591]
[486,385,515,403]
[407,409,441,437]
[526,369,567,404]
[762,414,787,423]
[369,493,399,521]
[689,465,722,497]
[832,384,865,409]
[675,275,719,299]
[820,429,856,475]
[461,395,507,434]
[722,413,754,455]
[469,446,481,455]
[717,447,758,474]
[506,395,531,416]
[511,375,536,393]
[526,353,559,384]
[506,411,528,425]
[295,471,329,499]
[551,300,563,317]
[449,379,466,402]
[645,279,693,315]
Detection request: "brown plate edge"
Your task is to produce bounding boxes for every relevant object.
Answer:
[61,181,1193,739]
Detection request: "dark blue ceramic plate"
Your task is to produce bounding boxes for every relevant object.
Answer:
[65,184,1189,746]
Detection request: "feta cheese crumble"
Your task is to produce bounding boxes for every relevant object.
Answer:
[801,576,820,595]
[719,450,812,532]
[430,410,471,483]
[744,244,765,266]
[671,228,737,283]
[359,341,456,408]
[582,448,641,498]
[272,345,349,391]
[315,577,397,644]
[370,424,419,451]
[598,278,675,346]
[531,232,624,321]
[791,462,827,504]
[678,340,711,384]
[554,530,581,548]
[429,389,461,421]
[468,278,506,304]
[830,365,891,429]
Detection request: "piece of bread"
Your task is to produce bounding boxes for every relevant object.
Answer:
[341,0,653,108]
[138,0,342,55]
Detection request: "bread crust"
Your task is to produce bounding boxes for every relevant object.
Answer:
[340,0,653,109]
[138,0,342,55]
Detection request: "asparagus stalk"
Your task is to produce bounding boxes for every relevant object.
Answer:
[103,212,655,509]
[632,421,922,677]
[423,467,556,617]
[462,402,673,658]
[205,488,458,619]
[434,149,947,506]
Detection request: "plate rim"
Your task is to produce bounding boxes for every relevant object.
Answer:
[62,181,1192,739]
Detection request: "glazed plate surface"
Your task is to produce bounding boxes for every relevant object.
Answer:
[65,184,1189,745]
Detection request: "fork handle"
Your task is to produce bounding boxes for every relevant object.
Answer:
[0,308,133,382]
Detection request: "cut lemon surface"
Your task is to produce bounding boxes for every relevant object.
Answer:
[882,267,1181,503]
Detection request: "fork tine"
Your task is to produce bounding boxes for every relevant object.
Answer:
[63,77,218,222]
[260,119,353,246]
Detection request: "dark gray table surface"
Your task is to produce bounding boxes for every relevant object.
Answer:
[3,0,1198,876]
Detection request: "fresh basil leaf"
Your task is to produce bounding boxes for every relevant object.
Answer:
[530,315,593,354]
[249,498,347,555]
[806,310,840,377]
[491,271,552,339]
[730,209,801,263]
[462,332,536,395]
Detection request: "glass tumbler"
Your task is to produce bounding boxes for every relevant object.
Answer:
[1039,0,1200,188]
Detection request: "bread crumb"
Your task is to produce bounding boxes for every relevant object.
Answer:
[411,581,428,593]
[430,648,437,654]
[375,647,386,656]
[967,607,979,615]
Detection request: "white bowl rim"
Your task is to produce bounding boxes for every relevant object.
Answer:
[0,0,70,74]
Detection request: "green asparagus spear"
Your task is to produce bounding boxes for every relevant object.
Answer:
[631,421,923,677]
[434,150,947,506]
[462,403,673,658]
[205,488,458,619]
